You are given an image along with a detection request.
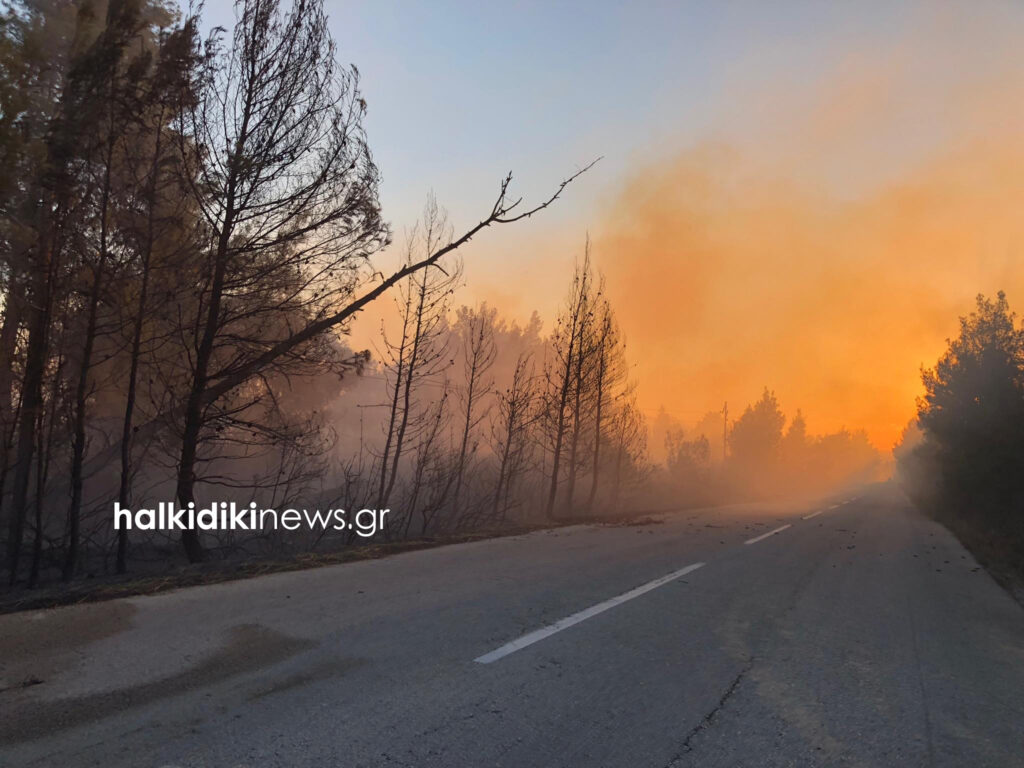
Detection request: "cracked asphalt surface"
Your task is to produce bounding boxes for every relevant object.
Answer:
[2,485,1023,767]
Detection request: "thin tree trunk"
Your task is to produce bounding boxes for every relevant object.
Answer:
[177,242,229,564]
[8,210,58,583]
[544,337,575,520]
[564,353,585,512]
[451,367,479,527]
[116,108,164,575]
[176,155,241,562]
[0,277,23,539]
[377,291,412,507]
[0,272,24,440]
[63,260,104,580]
[585,384,604,512]
[586,321,610,512]
[64,138,114,581]
[28,411,46,588]
[381,271,428,509]
[612,440,625,507]
[492,439,512,521]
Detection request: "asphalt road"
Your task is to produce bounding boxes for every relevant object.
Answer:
[2,485,1023,767]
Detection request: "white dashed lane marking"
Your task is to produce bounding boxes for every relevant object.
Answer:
[475,497,861,663]
[744,524,792,545]
[474,562,706,664]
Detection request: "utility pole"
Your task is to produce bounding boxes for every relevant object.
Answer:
[722,401,728,463]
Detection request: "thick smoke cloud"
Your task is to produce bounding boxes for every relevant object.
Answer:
[593,14,1024,449]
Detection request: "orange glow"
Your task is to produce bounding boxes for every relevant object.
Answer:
[595,133,1024,450]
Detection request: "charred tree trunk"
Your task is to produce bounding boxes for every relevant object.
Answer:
[377,290,413,509]
[380,272,429,509]
[64,138,114,581]
[7,211,59,583]
[0,276,24,531]
[544,338,575,521]
[586,312,612,513]
[116,103,166,574]
[564,346,586,512]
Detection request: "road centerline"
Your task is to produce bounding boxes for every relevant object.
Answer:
[474,562,706,664]
[744,524,791,545]
[803,510,824,520]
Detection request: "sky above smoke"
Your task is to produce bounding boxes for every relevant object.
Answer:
[287,0,1024,450]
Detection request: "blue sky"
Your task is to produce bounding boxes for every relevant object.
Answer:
[200,1,940,232]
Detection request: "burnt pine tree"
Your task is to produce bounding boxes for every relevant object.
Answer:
[490,351,538,523]
[544,242,594,519]
[4,1,111,581]
[450,303,497,528]
[375,199,457,513]
[170,0,591,562]
[115,18,202,574]
[63,0,158,581]
[171,0,388,562]
[585,298,625,512]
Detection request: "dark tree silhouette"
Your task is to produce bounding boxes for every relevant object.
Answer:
[903,292,1024,575]
[728,387,785,469]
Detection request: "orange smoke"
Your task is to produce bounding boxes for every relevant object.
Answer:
[585,1,1024,451]
[595,133,1024,450]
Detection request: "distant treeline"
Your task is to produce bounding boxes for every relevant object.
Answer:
[653,390,884,505]
[332,238,648,543]
[897,292,1024,579]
